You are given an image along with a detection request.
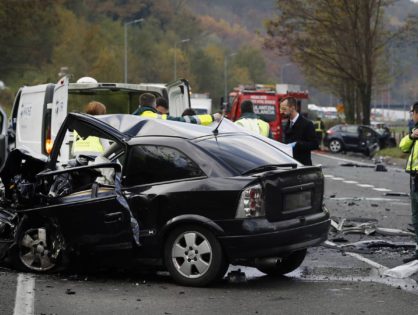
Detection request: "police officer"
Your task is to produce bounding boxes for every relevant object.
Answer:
[234,100,271,137]
[400,101,418,263]
[73,101,108,157]
[132,93,220,125]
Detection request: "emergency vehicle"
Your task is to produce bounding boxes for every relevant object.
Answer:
[0,76,191,167]
[226,84,309,141]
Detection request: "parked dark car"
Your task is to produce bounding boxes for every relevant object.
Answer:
[0,113,330,286]
[324,124,380,156]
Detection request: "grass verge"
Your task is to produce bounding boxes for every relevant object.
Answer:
[375,147,408,159]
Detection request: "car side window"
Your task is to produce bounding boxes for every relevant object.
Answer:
[125,145,205,186]
[341,126,359,134]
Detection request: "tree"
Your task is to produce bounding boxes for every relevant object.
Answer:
[265,0,406,124]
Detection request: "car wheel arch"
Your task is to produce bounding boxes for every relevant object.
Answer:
[160,214,225,243]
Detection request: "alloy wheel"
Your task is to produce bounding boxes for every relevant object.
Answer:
[329,140,342,153]
[171,231,212,279]
[19,228,58,271]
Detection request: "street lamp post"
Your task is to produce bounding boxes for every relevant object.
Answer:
[174,38,190,81]
[124,18,144,83]
[280,63,293,83]
[224,52,237,107]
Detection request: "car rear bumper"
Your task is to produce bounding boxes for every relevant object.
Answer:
[217,212,330,259]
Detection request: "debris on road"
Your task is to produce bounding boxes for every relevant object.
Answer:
[375,164,388,172]
[384,260,418,278]
[340,162,374,168]
[226,269,247,283]
[385,192,409,197]
[65,288,76,295]
[330,218,415,237]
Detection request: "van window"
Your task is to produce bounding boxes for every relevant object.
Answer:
[68,91,155,114]
[125,145,204,186]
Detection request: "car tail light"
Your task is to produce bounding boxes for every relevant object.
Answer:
[235,184,265,218]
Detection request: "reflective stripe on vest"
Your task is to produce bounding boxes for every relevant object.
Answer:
[314,121,322,132]
[73,131,104,155]
[400,134,418,172]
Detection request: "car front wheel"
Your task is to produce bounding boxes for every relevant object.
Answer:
[164,225,228,287]
[11,217,66,273]
[328,139,342,153]
[256,249,307,276]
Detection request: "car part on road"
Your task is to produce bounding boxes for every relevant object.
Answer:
[255,249,307,276]
[164,225,228,287]
[385,192,409,197]
[384,260,418,278]
[339,162,374,168]
[330,218,414,237]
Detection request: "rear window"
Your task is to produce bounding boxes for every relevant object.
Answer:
[195,135,296,174]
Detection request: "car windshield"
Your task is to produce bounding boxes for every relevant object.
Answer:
[195,135,298,174]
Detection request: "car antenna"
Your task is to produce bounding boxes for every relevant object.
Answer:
[212,114,225,137]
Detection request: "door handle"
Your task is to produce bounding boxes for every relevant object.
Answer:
[104,212,123,223]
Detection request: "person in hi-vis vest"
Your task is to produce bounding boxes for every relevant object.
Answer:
[73,101,108,157]
[234,100,271,138]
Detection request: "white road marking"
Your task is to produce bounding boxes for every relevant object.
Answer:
[331,177,344,181]
[13,273,35,315]
[373,188,392,192]
[357,184,374,188]
[343,180,358,184]
[345,252,389,274]
[324,174,334,178]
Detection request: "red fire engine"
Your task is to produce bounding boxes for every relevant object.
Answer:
[226,84,309,141]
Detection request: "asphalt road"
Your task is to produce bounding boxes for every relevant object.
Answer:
[2,150,418,315]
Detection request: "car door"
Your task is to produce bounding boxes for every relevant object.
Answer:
[0,106,7,171]
[166,79,191,117]
[51,76,70,164]
[340,125,360,149]
[44,113,137,250]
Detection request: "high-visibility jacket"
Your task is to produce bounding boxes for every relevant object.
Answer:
[400,131,418,173]
[73,130,104,156]
[132,106,214,126]
[234,113,270,137]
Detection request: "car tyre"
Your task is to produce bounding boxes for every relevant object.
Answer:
[256,249,307,276]
[164,225,228,287]
[10,216,67,273]
[328,139,342,153]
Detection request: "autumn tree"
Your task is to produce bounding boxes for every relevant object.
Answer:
[265,0,406,124]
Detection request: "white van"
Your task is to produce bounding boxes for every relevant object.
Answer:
[0,77,192,166]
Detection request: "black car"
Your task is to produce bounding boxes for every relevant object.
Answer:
[324,124,380,156]
[0,113,330,286]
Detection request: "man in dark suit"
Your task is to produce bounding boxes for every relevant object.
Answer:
[280,97,318,165]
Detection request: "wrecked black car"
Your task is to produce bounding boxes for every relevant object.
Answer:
[0,113,330,286]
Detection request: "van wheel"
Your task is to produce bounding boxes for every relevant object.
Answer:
[328,139,342,153]
[164,225,228,287]
[11,217,66,273]
[256,249,307,276]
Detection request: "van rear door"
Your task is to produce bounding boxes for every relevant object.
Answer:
[166,79,191,117]
[0,106,7,171]
[51,76,69,163]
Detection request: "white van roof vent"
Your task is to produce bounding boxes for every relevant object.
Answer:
[76,77,98,84]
